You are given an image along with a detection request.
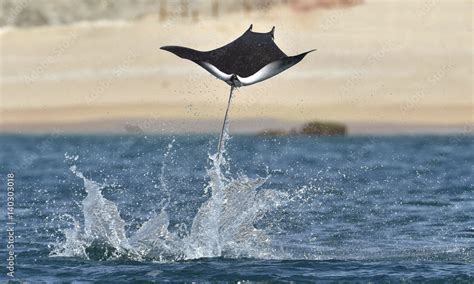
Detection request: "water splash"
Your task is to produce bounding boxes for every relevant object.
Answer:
[51,165,133,259]
[157,139,175,209]
[52,130,286,261]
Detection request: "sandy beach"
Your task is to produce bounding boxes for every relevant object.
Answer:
[0,0,472,134]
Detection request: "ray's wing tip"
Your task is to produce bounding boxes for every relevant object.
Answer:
[160,46,170,53]
[160,45,186,55]
[298,49,317,58]
[160,45,174,51]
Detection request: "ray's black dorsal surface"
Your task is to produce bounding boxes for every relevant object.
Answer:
[161,25,314,87]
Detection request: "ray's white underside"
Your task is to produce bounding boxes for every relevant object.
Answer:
[197,56,305,87]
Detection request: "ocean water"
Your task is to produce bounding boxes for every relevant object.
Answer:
[0,133,472,282]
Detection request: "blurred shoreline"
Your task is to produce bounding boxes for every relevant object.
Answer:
[1,0,472,135]
[1,118,471,136]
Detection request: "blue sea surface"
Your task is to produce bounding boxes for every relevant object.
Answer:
[0,134,473,282]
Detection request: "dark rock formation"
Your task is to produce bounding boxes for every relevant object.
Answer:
[300,121,346,136]
[258,121,346,136]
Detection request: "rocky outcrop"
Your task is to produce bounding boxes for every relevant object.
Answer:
[259,121,346,136]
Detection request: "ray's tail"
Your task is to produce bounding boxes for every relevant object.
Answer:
[216,86,235,164]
